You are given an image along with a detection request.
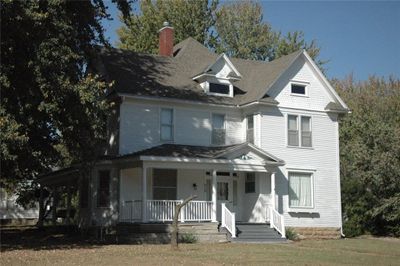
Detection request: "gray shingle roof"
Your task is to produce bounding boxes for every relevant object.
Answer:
[95,37,302,105]
[115,143,243,160]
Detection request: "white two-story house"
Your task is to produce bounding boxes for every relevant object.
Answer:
[39,23,349,241]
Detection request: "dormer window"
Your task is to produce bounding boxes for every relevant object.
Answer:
[209,83,230,95]
[192,53,241,98]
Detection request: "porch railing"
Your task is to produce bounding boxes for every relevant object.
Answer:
[120,200,213,223]
[221,203,236,238]
[119,200,142,222]
[268,206,286,238]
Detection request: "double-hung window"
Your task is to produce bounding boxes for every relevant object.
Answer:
[153,169,177,200]
[212,114,225,145]
[288,172,313,208]
[246,115,254,144]
[288,115,312,147]
[97,170,110,207]
[160,108,173,141]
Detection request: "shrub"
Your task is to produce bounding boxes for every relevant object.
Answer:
[179,232,198,243]
[285,227,299,241]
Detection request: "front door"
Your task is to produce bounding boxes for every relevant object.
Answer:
[217,174,239,220]
[205,172,238,221]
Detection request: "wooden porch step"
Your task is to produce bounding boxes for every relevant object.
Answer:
[231,223,287,243]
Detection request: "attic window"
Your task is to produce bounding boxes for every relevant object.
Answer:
[209,83,230,95]
[291,84,306,95]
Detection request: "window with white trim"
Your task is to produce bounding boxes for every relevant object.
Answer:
[288,115,312,147]
[246,115,254,144]
[160,108,173,141]
[153,169,177,200]
[209,83,230,95]
[289,172,313,208]
[291,84,306,95]
[211,113,225,145]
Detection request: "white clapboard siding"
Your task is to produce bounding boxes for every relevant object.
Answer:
[268,56,336,112]
[119,100,245,155]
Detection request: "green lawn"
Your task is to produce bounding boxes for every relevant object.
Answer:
[1,237,399,266]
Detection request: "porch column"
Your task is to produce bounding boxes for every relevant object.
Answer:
[271,172,276,211]
[66,183,72,225]
[141,166,148,222]
[211,169,217,222]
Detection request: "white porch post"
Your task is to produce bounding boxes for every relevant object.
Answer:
[211,169,217,222]
[271,172,276,211]
[270,172,276,228]
[142,166,148,222]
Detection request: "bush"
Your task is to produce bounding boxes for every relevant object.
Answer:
[179,232,198,243]
[285,228,299,241]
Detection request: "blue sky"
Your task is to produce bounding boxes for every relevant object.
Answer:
[103,1,400,81]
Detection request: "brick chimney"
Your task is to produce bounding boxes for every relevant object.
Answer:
[159,21,174,56]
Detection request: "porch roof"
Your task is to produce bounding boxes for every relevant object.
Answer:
[113,143,282,162]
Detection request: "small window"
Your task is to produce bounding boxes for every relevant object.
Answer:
[153,169,177,200]
[245,173,256,193]
[97,170,110,207]
[291,84,306,95]
[212,114,225,145]
[160,108,173,141]
[209,83,230,95]
[246,115,254,144]
[289,172,313,208]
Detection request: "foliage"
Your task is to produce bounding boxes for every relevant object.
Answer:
[179,232,198,243]
[211,1,278,61]
[334,76,400,237]
[117,0,218,53]
[285,227,299,241]
[0,0,130,203]
[118,1,324,69]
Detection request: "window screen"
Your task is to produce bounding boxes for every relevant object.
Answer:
[288,115,299,146]
[161,108,173,141]
[209,83,230,94]
[153,169,177,200]
[291,84,306,95]
[212,114,225,145]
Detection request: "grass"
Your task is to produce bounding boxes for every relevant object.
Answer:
[1,228,400,265]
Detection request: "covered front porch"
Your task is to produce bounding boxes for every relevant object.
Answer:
[115,143,286,238]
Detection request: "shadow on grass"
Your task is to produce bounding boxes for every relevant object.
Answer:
[0,225,111,252]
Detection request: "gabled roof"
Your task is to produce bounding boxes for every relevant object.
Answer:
[94,38,302,106]
[194,53,242,80]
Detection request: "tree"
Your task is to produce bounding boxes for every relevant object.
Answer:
[334,75,400,237]
[212,1,278,61]
[0,0,130,203]
[171,195,197,249]
[212,1,324,67]
[117,0,218,53]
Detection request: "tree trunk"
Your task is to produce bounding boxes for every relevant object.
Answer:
[171,195,197,250]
